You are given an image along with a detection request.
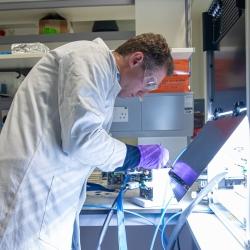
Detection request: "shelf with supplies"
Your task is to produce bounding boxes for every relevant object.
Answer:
[0,48,195,70]
[0,1,135,47]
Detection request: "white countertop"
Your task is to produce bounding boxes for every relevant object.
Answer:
[187,213,245,250]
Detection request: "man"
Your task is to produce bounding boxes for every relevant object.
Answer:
[0,33,173,250]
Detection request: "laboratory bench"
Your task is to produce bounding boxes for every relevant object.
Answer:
[80,190,247,250]
[188,213,246,250]
[80,190,193,250]
[81,189,181,225]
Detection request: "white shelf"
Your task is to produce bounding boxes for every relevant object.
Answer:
[0,0,134,11]
[0,5,135,25]
[0,52,44,69]
[0,47,194,70]
[171,47,195,60]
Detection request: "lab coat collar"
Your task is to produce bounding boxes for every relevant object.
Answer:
[93,38,121,98]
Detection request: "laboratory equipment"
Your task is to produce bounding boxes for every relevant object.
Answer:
[203,0,246,119]
[132,168,174,207]
[208,115,249,248]
[166,171,227,250]
[202,0,249,247]
[163,111,249,248]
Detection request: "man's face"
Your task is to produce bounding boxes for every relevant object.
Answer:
[118,53,166,98]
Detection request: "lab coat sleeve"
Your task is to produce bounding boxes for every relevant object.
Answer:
[57,52,126,172]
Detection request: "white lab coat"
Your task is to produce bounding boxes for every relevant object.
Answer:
[0,38,126,250]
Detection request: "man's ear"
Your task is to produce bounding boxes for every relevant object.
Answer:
[128,52,144,68]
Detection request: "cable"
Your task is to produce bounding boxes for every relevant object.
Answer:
[96,193,120,250]
[117,185,129,250]
[149,196,173,250]
[95,146,188,250]
[86,182,115,192]
[166,172,227,250]
[149,146,188,250]
[177,235,181,250]
[84,204,162,230]
[96,174,130,250]
[172,147,187,166]
[161,212,182,250]
[124,210,161,231]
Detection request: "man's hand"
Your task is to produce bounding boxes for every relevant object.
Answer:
[137,144,169,170]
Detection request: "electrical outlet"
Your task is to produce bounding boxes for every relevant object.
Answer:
[113,107,128,122]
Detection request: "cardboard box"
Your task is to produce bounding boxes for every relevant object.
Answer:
[39,14,68,34]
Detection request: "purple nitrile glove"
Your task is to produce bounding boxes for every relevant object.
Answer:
[137,144,169,170]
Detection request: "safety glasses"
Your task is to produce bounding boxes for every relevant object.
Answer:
[143,71,159,91]
[143,76,159,91]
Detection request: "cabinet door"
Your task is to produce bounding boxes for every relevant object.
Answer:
[142,94,186,131]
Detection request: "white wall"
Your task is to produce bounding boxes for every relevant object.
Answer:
[135,0,186,48]
[135,0,212,99]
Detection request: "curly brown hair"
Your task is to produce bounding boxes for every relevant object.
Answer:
[115,33,173,75]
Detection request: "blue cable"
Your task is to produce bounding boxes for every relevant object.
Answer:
[86,182,115,192]
[96,174,130,250]
[172,147,187,166]
[161,212,182,250]
[116,186,128,250]
[162,210,210,248]
[84,204,162,229]
[94,146,188,250]
[150,146,187,250]
[150,147,187,250]
[149,196,173,250]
